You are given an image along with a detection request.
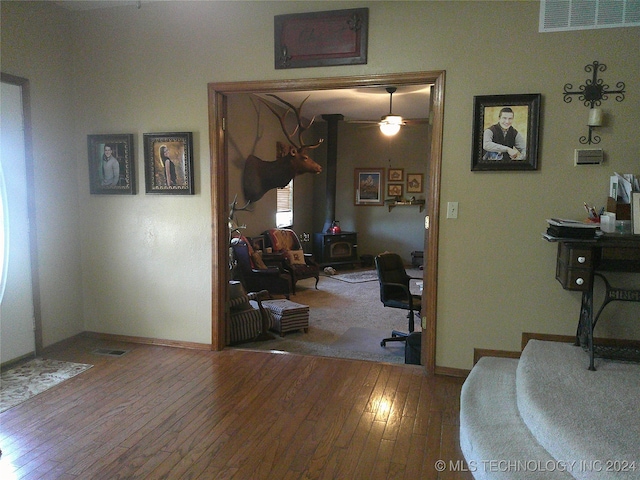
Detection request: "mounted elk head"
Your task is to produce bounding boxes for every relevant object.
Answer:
[243,94,324,203]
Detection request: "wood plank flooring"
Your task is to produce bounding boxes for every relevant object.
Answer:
[0,336,471,479]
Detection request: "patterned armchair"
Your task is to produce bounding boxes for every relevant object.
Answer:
[227,281,275,345]
[263,228,320,294]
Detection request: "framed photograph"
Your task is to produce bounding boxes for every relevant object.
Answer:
[387,184,403,198]
[406,173,424,193]
[144,132,194,194]
[274,8,368,69]
[471,94,541,171]
[87,134,135,194]
[388,168,404,182]
[354,168,384,206]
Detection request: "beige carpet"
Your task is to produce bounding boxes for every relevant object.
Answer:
[1,358,93,413]
[235,267,423,364]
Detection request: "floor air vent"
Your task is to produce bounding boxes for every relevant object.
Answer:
[92,348,129,357]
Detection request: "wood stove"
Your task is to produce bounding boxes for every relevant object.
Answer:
[313,232,358,267]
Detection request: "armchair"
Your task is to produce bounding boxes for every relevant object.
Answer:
[263,228,320,294]
[230,237,291,298]
[375,252,422,347]
[227,281,275,345]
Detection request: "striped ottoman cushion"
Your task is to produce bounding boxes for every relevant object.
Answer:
[262,299,309,336]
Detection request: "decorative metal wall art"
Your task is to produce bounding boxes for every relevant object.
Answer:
[563,61,626,145]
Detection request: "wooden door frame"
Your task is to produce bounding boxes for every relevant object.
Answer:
[207,71,445,375]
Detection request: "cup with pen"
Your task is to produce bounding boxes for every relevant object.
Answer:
[584,202,602,223]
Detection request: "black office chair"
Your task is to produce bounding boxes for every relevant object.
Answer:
[375,252,422,347]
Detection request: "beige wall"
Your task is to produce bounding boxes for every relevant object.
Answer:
[2,1,638,369]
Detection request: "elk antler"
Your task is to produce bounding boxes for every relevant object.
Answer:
[258,94,324,151]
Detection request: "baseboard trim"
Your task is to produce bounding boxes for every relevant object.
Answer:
[82,331,212,351]
[435,365,470,378]
[473,348,521,365]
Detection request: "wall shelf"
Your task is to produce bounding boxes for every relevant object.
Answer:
[386,200,425,212]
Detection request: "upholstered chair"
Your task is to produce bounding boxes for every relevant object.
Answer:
[263,228,320,294]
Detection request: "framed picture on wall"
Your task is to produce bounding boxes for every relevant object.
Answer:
[471,93,541,171]
[87,134,135,194]
[144,132,194,194]
[354,168,384,206]
[387,184,403,198]
[388,168,403,182]
[406,173,423,193]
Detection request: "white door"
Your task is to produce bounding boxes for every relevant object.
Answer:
[0,80,36,364]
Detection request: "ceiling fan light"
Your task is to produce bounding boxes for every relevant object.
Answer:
[379,115,403,136]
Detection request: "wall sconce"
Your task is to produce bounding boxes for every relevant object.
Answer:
[563,60,625,145]
[582,107,603,145]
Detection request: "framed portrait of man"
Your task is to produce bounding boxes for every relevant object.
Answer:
[87,134,136,194]
[471,94,541,171]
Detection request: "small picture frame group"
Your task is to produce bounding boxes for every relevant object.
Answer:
[143,132,195,194]
[87,134,136,195]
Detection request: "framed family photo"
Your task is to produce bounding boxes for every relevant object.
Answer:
[471,94,541,171]
[144,132,194,194]
[354,168,384,206]
[87,134,135,194]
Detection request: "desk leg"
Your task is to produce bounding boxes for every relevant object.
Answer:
[577,289,596,371]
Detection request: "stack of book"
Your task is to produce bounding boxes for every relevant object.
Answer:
[545,218,600,240]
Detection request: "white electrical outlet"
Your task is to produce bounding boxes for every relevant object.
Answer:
[447,202,458,219]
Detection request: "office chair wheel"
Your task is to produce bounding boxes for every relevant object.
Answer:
[380,340,386,347]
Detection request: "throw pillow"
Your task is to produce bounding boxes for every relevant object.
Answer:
[251,251,268,270]
[286,249,306,265]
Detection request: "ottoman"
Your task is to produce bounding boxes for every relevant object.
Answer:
[262,299,309,336]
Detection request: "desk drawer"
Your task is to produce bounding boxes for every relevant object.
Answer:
[558,243,593,268]
[556,260,592,291]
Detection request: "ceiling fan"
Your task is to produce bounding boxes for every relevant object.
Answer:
[345,86,428,135]
[378,87,405,136]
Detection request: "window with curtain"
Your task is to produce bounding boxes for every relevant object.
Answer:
[276,180,293,228]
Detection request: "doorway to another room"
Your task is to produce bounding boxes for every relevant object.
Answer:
[208,71,445,373]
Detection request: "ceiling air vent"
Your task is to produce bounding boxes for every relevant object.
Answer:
[540,0,640,32]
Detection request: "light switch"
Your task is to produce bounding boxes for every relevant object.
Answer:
[447,202,458,219]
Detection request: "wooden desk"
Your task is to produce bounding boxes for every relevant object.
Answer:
[549,234,640,370]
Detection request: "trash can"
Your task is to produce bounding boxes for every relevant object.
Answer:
[405,332,422,365]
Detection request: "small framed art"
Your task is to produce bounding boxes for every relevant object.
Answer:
[388,184,403,198]
[471,94,541,171]
[407,173,424,193]
[87,134,135,194]
[144,132,194,194]
[388,168,403,182]
[354,168,384,206]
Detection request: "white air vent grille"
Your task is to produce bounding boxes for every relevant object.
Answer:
[540,0,640,32]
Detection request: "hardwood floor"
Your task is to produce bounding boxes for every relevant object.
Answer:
[0,335,471,479]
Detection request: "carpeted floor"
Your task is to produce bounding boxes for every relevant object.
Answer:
[235,267,423,364]
[0,358,93,413]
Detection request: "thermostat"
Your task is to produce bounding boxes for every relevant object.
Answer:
[574,149,603,166]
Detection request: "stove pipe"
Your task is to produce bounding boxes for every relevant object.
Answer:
[321,114,343,233]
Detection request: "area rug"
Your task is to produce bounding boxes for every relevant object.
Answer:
[0,358,93,413]
[324,269,378,283]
